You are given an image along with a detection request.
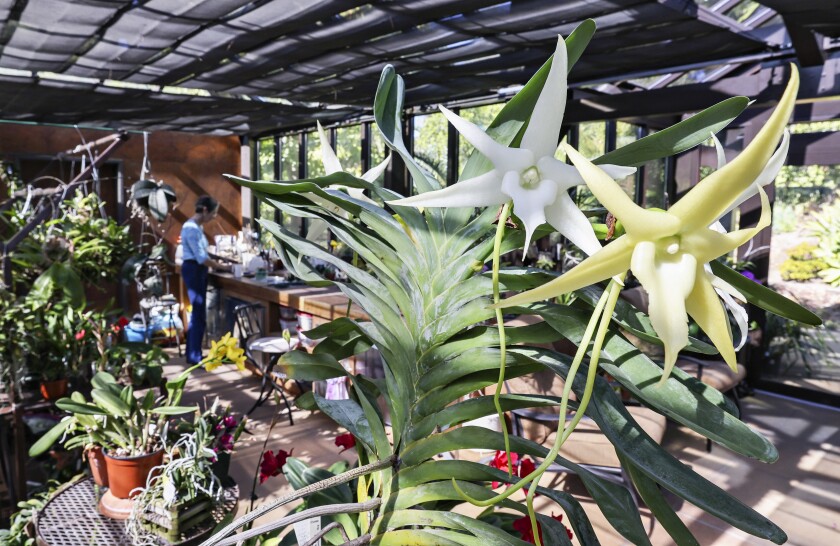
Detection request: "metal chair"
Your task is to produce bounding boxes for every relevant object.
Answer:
[134,259,182,356]
[233,302,299,425]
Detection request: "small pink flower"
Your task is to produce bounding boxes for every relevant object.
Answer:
[219,434,234,452]
[75,330,86,340]
[223,416,238,428]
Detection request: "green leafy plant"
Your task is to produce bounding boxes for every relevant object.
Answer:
[29,371,197,458]
[0,480,70,546]
[780,242,827,281]
[203,21,817,546]
[130,179,177,223]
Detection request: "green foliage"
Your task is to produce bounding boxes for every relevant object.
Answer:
[762,313,834,377]
[208,21,805,546]
[0,480,67,546]
[780,243,827,281]
[9,191,134,293]
[29,370,197,458]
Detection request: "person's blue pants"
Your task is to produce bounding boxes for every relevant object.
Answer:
[181,260,208,364]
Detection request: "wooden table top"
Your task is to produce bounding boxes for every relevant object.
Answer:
[209,271,368,321]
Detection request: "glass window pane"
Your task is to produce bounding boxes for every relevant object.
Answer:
[642,157,666,209]
[279,134,300,180]
[578,122,605,158]
[336,125,362,177]
[615,122,638,198]
[458,103,504,177]
[306,131,326,178]
[257,138,275,181]
[413,112,447,185]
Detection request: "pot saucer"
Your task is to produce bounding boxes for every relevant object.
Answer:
[99,489,135,520]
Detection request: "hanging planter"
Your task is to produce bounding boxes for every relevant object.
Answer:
[129,179,177,222]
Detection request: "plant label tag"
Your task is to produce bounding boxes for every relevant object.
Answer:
[294,517,321,546]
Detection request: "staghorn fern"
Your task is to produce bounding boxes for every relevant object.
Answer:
[202,21,809,546]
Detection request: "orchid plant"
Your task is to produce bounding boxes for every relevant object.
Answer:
[205,20,819,546]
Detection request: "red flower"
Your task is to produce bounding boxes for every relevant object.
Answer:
[518,457,539,496]
[75,330,86,340]
[335,433,356,453]
[112,316,130,334]
[259,448,292,484]
[489,450,519,488]
[512,513,573,544]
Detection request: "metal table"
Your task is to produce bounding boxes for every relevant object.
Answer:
[35,478,238,546]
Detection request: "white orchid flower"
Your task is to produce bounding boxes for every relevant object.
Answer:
[706,129,790,350]
[500,66,798,381]
[387,36,635,253]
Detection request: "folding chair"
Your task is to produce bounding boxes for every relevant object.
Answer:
[233,302,300,425]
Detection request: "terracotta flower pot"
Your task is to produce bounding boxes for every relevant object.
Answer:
[104,449,164,499]
[40,378,68,401]
[86,445,109,487]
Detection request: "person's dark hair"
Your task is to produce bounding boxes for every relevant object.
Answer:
[195,195,219,214]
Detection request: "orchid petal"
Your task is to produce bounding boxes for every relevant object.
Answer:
[316,121,343,175]
[439,105,533,173]
[598,163,638,181]
[537,156,584,190]
[686,271,738,370]
[386,169,507,208]
[563,143,681,239]
[689,185,771,263]
[544,191,602,256]
[361,154,391,184]
[521,36,567,159]
[631,242,697,380]
[670,65,798,230]
[500,171,558,251]
[719,129,790,220]
[712,132,727,169]
[497,235,633,308]
[708,267,749,351]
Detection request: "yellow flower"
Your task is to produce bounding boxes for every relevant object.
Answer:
[209,338,228,360]
[204,359,222,372]
[499,66,798,382]
[228,346,247,371]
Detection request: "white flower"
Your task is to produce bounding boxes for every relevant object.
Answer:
[500,67,798,380]
[387,36,635,253]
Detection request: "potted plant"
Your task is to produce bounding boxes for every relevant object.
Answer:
[29,370,197,499]
[174,399,247,482]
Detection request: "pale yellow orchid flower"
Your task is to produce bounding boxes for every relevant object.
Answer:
[500,66,798,380]
[706,129,790,350]
[386,35,635,253]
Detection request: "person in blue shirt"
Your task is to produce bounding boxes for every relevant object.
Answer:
[180,195,230,364]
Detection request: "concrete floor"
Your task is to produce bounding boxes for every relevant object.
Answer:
[168,357,840,545]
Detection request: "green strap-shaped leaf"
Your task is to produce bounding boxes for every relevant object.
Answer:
[594,96,750,167]
[709,260,822,326]
[399,426,651,546]
[619,454,700,546]
[91,388,131,418]
[55,399,105,415]
[150,405,198,415]
[533,352,785,543]
[149,188,170,221]
[529,305,770,452]
[277,350,347,381]
[28,420,70,457]
[377,510,531,546]
[394,460,599,546]
[313,394,376,454]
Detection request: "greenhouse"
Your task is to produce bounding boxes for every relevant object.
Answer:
[1,1,839,545]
